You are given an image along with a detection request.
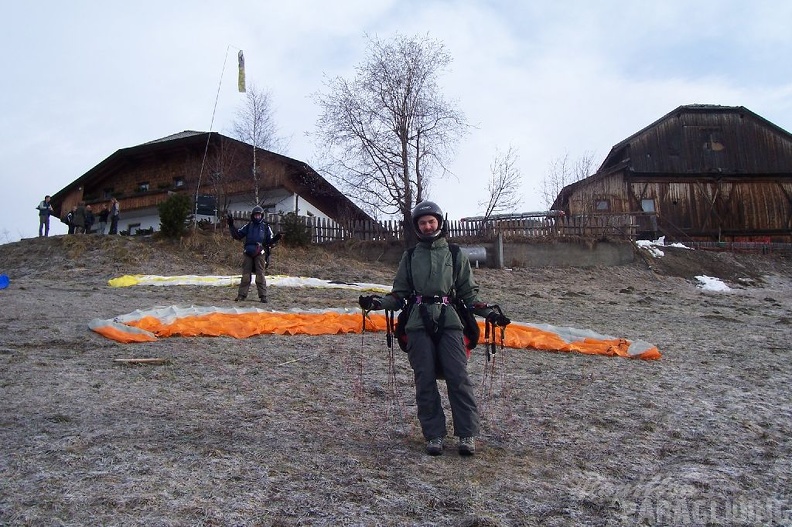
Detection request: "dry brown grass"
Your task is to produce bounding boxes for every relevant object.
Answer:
[1,234,791,526]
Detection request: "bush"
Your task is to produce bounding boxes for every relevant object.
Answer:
[278,212,311,247]
[158,194,192,238]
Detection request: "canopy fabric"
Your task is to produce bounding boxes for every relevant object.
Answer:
[88,305,661,360]
[108,274,390,293]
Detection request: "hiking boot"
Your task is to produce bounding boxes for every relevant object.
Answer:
[425,437,444,456]
[458,437,476,456]
[234,296,246,302]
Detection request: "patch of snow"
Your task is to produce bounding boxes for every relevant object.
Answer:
[636,236,692,258]
[695,275,731,292]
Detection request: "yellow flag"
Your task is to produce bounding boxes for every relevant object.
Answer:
[237,50,246,93]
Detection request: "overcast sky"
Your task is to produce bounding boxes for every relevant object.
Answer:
[3,0,791,243]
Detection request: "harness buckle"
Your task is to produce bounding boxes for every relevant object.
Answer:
[414,295,450,305]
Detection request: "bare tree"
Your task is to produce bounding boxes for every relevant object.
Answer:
[231,84,284,206]
[540,151,596,209]
[479,145,523,220]
[205,137,246,213]
[313,32,469,245]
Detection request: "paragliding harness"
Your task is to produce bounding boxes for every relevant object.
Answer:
[235,218,282,269]
[385,244,481,357]
[264,232,283,269]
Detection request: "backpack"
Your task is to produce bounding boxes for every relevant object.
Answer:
[393,244,480,353]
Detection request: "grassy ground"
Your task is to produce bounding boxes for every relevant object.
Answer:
[1,233,791,526]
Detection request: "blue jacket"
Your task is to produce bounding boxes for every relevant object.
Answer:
[230,219,273,257]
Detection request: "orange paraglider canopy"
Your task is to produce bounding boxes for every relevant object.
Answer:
[89,306,660,360]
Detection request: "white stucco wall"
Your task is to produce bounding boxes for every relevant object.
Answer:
[113,189,333,235]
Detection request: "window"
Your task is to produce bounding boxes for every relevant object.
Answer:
[641,199,656,213]
[173,177,185,188]
[103,188,113,199]
[137,182,150,192]
[595,199,610,212]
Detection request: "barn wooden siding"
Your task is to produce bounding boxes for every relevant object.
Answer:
[558,105,792,242]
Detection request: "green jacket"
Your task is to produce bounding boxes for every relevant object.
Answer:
[379,237,492,332]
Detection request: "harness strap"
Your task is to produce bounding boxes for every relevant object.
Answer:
[417,303,438,335]
[416,302,452,347]
[404,244,461,346]
[485,318,495,361]
[385,309,395,350]
[414,295,451,305]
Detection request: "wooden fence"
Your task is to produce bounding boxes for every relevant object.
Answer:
[222,212,792,252]
[226,212,640,243]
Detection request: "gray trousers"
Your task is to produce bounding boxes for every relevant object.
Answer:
[238,253,267,299]
[38,216,49,237]
[406,329,479,440]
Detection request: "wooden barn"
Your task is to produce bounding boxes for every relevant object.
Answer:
[552,105,792,242]
[51,131,374,235]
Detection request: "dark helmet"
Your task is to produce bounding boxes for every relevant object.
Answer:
[411,200,444,242]
[251,206,264,222]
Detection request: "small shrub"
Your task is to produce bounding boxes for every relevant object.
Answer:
[278,212,311,247]
[158,194,192,238]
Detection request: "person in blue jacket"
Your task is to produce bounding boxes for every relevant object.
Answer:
[227,206,280,303]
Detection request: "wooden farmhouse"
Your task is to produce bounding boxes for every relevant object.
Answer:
[552,105,792,242]
[51,131,374,235]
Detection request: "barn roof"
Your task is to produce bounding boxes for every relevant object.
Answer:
[597,104,792,176]
[551,104,792,211]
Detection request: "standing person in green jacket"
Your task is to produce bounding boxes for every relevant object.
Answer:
[359,201,511,456]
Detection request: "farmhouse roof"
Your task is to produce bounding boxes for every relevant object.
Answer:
[52,131,374,223]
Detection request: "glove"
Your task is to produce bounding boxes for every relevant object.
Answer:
[486,312,511,327]
[358,295,382,311]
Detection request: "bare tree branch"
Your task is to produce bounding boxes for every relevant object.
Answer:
[479,145,523,220]
[230,84,285,206]
[312,33,469,245]
[540,151,596,209]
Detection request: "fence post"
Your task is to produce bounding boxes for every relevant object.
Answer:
[496,232,504,269]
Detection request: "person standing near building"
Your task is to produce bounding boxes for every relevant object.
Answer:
[84,205,95,234]
[64,206,77,234]
[226,206,279,303]
[97,204,110,235]
[36,195,54,237]
[108,198,120,235]
[358,201,511,456]
[72,202,87,234]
